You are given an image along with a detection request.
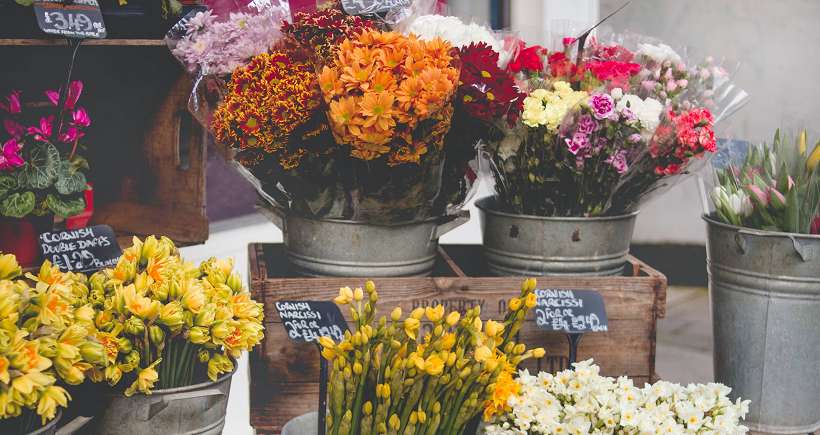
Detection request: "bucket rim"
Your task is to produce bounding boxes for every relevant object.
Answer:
[475,196,639,222]
[703,214,820,240]
[262,204,463,228]
[27,409,61,435]
[107,363,237,397]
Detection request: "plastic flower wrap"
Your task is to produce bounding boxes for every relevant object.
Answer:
[0,255,108,429]
[0,82,91,219]
[319,279,545,434]
[710,130,820,234]
[87,236,264,396]
[486,36,748,217]
[483,360,750,434]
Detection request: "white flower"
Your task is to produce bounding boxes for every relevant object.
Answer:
[407,15,502,53]
[610,87,624,100]
[616,94,664,133]
[637,42,683,65]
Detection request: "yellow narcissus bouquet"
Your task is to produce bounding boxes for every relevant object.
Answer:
[319,279,545,434]
[87,236,264,396]
[0,254,108,431]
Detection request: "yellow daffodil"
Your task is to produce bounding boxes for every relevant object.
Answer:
[35,386,70,424]
[120,285,161,320]
[0,253,21,280]
[125,359,161,397]
[425,305,444,323]
[445,311,460,326]
[335,287,354,305]
[403,317,420,340]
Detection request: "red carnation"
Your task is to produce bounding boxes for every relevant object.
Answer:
[508,41,545,73]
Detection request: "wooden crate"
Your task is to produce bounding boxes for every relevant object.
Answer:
[248,244,667,434]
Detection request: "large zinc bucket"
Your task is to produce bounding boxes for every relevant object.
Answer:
[281,412,483,434]
[93,368,235,435]
[477,197,638,276]
[705,215,820,434]
[0,410,62,435]
[258,206,470,277]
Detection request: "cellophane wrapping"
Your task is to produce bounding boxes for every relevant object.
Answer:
[169,0,493,224]
[485,33,750,217]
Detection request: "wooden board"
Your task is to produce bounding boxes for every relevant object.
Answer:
[248,244,667,434]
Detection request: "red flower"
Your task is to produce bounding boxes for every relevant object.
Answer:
[586,61,641,88]
[459,43,524,123]
[507,41,545,73]
[811,216,820,235]
[591,44,635,62]
[548,52,584,82]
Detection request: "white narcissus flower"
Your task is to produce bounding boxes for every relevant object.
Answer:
[407,15,502,53]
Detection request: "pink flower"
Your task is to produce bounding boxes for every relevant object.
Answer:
[59,126,84,144]
[27,116,54,142]
[46,81,84,110]
[811,216,820,235]
[589,94,615,120]
[769,187,786,210]
[746,184,769,206]
[0,139,24,170]
[606,151,629,174]
[72,107,91,127]
[564,132,590,155]
[0,90,21,114]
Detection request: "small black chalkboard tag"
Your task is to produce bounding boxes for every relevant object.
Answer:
[33,0,107,39]
[276,301,349,343]
[39,224,121,273]
[534,289,608,334]
[341,0,411,15]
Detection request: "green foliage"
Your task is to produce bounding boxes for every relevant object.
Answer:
[1,192,36,219]
[19,142,60,190]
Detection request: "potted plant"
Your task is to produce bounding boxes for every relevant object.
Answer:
[85,235,265,435]
[706,130,820,433]
[479,37,748,276]
[0,82,91,268]
[282,278,546,434]
[482,359,751,433]
[0,253,108,435]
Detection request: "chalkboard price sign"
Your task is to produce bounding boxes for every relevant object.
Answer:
[276,301,349,344]
[534,289,608,334]
[39,225,121,273]
[33,0,107,39]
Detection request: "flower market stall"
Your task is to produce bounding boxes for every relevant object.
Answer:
[10,0,820,434]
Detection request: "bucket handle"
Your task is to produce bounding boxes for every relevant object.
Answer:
[55,416,94,435]
[256,203,286,230]
[735,229,813,262]
[141,388,226,421]
[432,210,471,240]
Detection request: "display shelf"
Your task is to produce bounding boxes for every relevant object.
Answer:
[0,38,165,46]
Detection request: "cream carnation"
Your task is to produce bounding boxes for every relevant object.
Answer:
[637,42,683,65]
[616,94,664,133]
[407,15,502,53]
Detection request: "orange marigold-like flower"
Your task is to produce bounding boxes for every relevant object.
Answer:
[318,30,459,164]
[211,51,322,170]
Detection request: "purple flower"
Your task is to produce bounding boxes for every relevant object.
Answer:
[628,133,643,143]
[577,115,597,134]
[606,151,628,174]
[0,139,24,171]
[564,132,589,155]
[620,107,637,121]
[589,94,615,120]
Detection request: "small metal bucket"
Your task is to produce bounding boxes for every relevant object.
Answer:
[477,197,638,276]
[705,215,820,434]
[93,368,235,435]
[258,206,470,277]
[282,412,318,435]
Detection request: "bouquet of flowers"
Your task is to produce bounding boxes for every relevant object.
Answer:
[486,36,748,217]
[86,236,264,395]
[711,130,820,234]
[0,254,108,432]
[483,360,751,434]
[0,81,91,220]
[318,279,545,434]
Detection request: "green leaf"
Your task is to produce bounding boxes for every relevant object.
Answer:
[45,194,85,218]
[55,161,88,195]
[0,174,17,199]
[783,186,799,233]
[15,0,34,6]
[0,191,36,218]
[20,142,60,190]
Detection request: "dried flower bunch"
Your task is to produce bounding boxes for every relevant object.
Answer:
[0,254,107,426]
[319,30,459,166]
[318,279,545,434]
[87,236,264,396]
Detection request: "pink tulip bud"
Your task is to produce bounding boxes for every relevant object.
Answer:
[787,176,795,191]
[812,216,820,235]
[769,187,786,210]
[746,184,769,206]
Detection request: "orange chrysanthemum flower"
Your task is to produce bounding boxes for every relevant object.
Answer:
[319,30,459,163]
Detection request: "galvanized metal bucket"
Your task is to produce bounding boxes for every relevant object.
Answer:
[705,215,820,434]
[281,412,483,434]
[476,197,638,276]
[93,368,235,435]
[258,206,470,277]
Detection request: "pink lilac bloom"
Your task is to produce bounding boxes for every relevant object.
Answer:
[606,150,628,174]
[589,94,615,120]
[0,139,24,171]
